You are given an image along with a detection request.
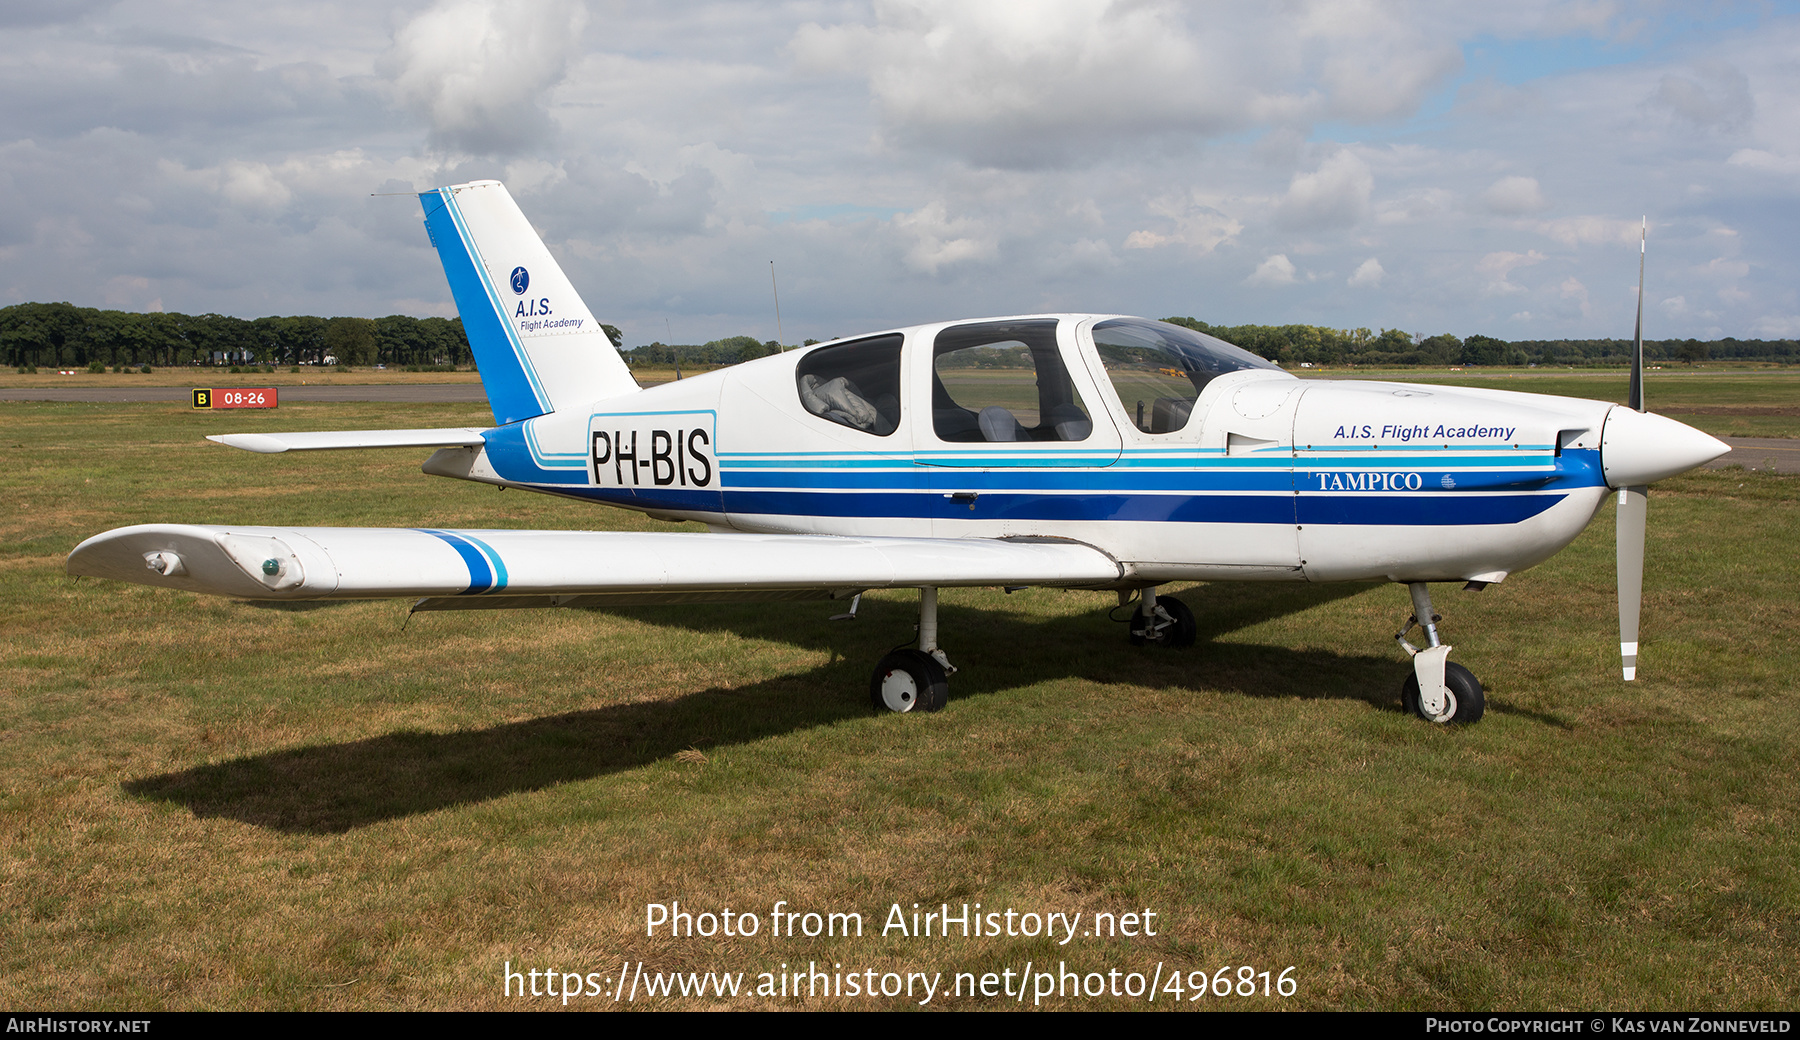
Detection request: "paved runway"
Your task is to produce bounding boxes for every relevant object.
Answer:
[4,386,1794,472]
[1706,437,1800,474]
[0,385,489,403]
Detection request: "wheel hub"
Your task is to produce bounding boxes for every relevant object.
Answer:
[879,669,918,712]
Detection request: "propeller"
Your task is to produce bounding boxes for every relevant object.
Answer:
[1618,217,1647,681]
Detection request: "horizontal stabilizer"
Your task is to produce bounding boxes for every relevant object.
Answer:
[68,525,1124,601]
[208,429,490,454]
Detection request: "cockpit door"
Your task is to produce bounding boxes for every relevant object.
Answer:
[911,317,1122,534]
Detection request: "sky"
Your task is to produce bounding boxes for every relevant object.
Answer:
[3,0,1798,347]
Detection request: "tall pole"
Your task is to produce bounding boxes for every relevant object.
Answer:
[1629,217,1645,413]
[770,260,784,351]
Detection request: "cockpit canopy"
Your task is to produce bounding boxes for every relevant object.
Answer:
[791,315,1283,441]
[1091,317,1284,434]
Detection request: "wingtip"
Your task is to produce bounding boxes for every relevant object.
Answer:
[208,433,289,453]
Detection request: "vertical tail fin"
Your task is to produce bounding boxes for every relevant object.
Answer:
[419,180,638,425]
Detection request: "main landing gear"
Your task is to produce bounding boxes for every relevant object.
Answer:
[867,583,1203,714]
[1394,582,1485,724]
[869,587,954,713]
[1128,586,1196,648]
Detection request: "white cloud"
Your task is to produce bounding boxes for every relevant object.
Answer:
[792,2,1468,169]
[1123,193,1243,253]
[1727,149,1800,175]
[1560,276,1591,317]
[1374,187,1454,225]
[3,4,1800,343]
[791,0,1250,167]
[1480,175,1547,215]
[1246,254,1298,286]
[1651,61,1752,130]
[385,0,588,155]
[1276,150,1373,230]
[1750,314,1800,337]
[1347,257,1384,287]
[893,201,996,275]
[1477,249,1545,294]
[1697,256,1748,279]
[1303,2,1463,122]
[1530,216,1642,248]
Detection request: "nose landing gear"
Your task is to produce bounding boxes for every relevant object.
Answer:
[1395,582,1485,724]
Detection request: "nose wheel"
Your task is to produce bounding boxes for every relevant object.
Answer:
[1395,582,1486,724]
[1400,661,1485,723]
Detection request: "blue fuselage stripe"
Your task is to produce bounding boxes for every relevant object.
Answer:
[483,429,1600,528]
[532,486,1563,526]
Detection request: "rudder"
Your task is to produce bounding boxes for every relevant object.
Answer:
[419,180,638,425]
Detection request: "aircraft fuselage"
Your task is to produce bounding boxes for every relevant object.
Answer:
[423,313,1653,589]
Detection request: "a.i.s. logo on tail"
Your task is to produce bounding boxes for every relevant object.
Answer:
[508,263,552,318]
[418,181,639,426]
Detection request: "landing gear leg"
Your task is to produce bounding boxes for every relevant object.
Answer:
[1129,586,1196,648]
[869,587,954,713]
[1395,582,1485,724]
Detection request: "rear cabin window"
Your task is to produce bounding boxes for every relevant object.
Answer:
[932,320,1093,442]
[795,334,902,436]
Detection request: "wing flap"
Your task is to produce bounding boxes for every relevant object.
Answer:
[68,526,1123,601]
[208,428,491,454]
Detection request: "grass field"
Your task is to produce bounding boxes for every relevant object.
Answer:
[1,381,1796,1010]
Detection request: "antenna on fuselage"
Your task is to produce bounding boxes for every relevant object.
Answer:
[668,317,681,380]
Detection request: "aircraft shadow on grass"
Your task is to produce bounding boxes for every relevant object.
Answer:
[126,581,1432,834]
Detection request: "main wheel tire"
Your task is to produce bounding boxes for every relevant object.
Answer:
[1158,596,1197,648]
[1129,596,1197,648]
[870,649,948,713]
[1400,661,1485,724]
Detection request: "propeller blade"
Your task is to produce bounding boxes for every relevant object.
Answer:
[1617,219,1648,680]
[1616,484,1647,680]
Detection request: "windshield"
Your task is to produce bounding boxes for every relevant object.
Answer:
[1091,318,1284,434]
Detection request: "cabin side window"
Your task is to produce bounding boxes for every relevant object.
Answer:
[794,334,903,437]
[931,320,1093,443]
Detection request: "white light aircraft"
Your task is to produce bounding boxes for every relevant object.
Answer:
[69,183,1728,722]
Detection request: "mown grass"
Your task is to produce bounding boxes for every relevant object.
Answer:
[0,394,1795,1010]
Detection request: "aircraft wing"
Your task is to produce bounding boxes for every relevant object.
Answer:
[207,428,491,454]
[66,525,1124,605]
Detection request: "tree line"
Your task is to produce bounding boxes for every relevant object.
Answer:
[1163,318,1800,367]
[7,300,1795,372]
[1,302,473,370]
